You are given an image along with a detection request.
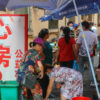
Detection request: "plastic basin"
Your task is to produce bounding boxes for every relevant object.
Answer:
[72,97,91,100]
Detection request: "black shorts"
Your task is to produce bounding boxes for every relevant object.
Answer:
[60,60,74,68]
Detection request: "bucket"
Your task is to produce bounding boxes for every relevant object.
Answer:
[72,97,91,100]
[0,81,19,100]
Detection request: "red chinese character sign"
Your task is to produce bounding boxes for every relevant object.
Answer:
[0,14,28,81]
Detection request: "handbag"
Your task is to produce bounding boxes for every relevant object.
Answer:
[22,72,39,89]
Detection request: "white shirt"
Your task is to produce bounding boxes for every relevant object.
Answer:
[91,26,98,37]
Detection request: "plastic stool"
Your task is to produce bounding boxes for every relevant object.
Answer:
[72,97,91,100]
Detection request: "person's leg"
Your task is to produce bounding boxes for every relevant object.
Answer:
[22,87,28,98]
[39,74,49,99]
[88,57,94,82]
[61,93,66,100]
[31,86,43,100]
[78,56,85,75]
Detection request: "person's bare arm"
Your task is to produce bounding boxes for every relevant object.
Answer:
[76,43,81,55]
[72,44,78,63]
[73,43,81,63]
[44,77,55,100]
[93,44,97,50]
[55,47,60,64]
[37,61,44,79]
[40,50,45,60]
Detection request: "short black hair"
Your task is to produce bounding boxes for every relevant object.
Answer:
[44,65,53,72]
[67,21,73,26]
[29,42,37,48]
[90,22,94,26]
[38,28,49,39]
[82,21,90,29]
[60,26,65,31]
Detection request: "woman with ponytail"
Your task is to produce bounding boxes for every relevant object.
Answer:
[55,27,79,68]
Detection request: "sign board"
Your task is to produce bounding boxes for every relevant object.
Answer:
[0,14,28,81]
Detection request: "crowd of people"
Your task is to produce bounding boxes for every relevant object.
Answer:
[17,20,99,100]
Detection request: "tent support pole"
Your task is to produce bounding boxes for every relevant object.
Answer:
[72,0,100,99]
[96,3,100,15]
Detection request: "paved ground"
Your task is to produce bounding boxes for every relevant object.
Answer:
[51,68,100,100]
[83,68,98,100]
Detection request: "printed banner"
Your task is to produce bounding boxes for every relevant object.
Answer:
[0,14,28,81]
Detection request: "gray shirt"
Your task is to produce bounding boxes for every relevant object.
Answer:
[77,31,97,57]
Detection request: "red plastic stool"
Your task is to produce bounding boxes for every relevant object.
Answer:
[72,97,91,100]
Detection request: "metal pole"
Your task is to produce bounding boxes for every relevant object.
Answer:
[96,3,100,15]
[72,0,100,99]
